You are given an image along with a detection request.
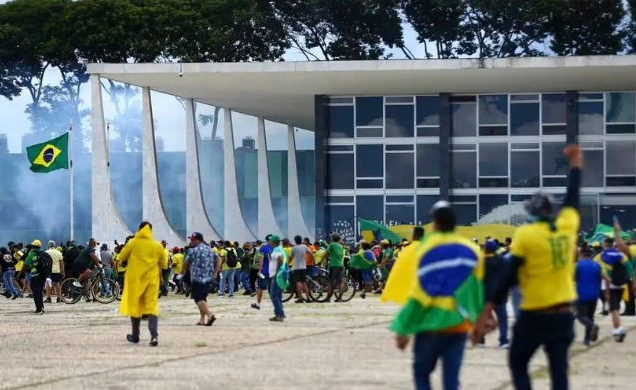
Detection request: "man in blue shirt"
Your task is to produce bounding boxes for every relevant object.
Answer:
[576,246,609,346]
[183,232,219,326]
[252,235,273,310]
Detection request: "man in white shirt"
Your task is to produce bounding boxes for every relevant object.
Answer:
[45,241,64,303]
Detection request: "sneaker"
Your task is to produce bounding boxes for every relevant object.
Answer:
[218,294,225,298]
[56,297,61,303]
[34,310,44,315]
[590,325,599,342]
[269,316,284,322]
[72,281,82,288]
[583,340,591,347]
[126,334,140,344]
[44,298,52,303]
[360,293,366,299]
[250,292,256,297]
[149,337,158,347]
[228,295,234,298]
[294,299,305,304]
[615,333,627,343]
[499,343,510,349]
[11,295,18,300]
[251,303,260,310]
[242,291,251,296]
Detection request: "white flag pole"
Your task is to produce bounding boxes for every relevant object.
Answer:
[69,121,74,242]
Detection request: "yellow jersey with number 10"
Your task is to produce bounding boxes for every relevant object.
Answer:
[510,207,580,310]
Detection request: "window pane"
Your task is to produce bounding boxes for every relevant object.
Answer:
[326,153,354,189]
[606,92,635,123]
[325,205,355,243]
[511,103,539,135]
[578,101,603,135]
[386,104,414,137]
[542,142,568,176]
[416,195,438,225]
[455,204,477,226]
[327,105,354,138]
[607,141,636,175]
[417,127,440,136]
[356,195,384,224]
[356,145,383,178]
[582,149,603,187]
[451,103,476,137]
[416,96,440,126]
[511,151,540,187]
[479,195,509,223]
[356,179,383,188]
[386,204,415,226]
[356,97,383,126]
[451,152,476,188]
[479,95,508,125]
[479,143,508,176]
[416,144,440,177]
[386,152,414,189]
[542,93,566,123]
[356,127,383,137]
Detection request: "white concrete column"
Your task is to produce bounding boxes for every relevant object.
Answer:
[287,125,313,240]
[223,108,257,242]
[257,117,283,239]
[185,98,221,240]
[91,75,131,242]
[141,87,185,244]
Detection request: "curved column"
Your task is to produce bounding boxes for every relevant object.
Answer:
[287,125,313,240]
[257,117,283,239]
[185,98,221,240]
[223,108,257,242]
[91,75,131,242]
[141,87,185,244]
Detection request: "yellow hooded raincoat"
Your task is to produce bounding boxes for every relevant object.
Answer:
[118,225,168,317]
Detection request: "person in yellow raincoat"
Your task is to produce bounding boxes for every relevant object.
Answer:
[118,221,168,347]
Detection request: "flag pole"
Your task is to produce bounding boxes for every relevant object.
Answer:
[69,121,74,242]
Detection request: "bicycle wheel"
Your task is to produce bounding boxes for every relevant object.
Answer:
[282,284,295,303]
[91,278,118,304]
[334,272,356,302]
[60,278,82,304]
[308,275,332,303]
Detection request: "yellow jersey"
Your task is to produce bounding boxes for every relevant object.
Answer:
[510,207,579,310]
[172,253,184,274]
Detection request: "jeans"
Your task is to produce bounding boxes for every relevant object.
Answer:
[495,303,509,346]
[241,270,251,293]
[219,269,235,296]
[269,277,285,318]
[30,274,45,312]
[510,311,574,390]
[511,286,522,319]
[413,332,467,390]
[3,270,19,297]
[575,301,597,342]
[101,269,112,296]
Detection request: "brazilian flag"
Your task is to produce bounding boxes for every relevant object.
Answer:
[26,133,69,173]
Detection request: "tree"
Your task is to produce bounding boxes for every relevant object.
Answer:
[624,0,636,53]
[272,0,407,60]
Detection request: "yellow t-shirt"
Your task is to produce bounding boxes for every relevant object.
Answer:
[510,207,579,310]
[46,248,63,274]
[115,253,127,273]
[172,253,184,274]
[15,260,23,272]
[629,245,636,260]
[315,249,325,265]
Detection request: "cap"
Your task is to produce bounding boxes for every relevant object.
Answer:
[31,240,42,248]
[485,240,498,253]
[172,246,180,252]
[265,234,273,241]
[429,200,452,215]
[189,232,204,241]
[380,239,390,245]
[270,235,281,243]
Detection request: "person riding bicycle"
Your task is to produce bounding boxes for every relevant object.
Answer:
[72,238,102,300]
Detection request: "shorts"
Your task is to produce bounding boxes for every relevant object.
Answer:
[609,288,624,311]
[256,275,269,290]
[74,262,91,274]
[50,273,62,283]
[330,267,344,286]
[292,269,307,283]
[361,269,373,284]
[191,281,211,303]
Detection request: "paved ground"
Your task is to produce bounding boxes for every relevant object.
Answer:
[1,294,635,390]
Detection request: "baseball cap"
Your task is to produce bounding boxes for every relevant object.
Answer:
[270,235,281,243]
[189,232,204,241]
[31,239,42,248]
[485,240,498,252]
[380,239,390,245]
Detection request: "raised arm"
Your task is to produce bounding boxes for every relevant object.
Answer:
[562,144,583,210]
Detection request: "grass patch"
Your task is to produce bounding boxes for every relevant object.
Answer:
[195,342,207,348]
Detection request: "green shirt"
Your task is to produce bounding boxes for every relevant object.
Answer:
[382,248,394,261]
[24,249,39,274]
[251,247,262,270]
[327,242,344,268]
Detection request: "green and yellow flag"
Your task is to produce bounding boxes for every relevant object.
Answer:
[26,133,69,173]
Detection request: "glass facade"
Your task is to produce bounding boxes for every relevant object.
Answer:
[322,92,636,240]
[265,120,289,234]
[295,128,316,235]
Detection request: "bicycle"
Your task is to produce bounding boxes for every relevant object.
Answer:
[60,268,119,304]
[283,267,333,303]
[332,267,357,302]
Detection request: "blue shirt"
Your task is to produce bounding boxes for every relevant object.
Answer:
[186,243,217,283]
[575,258,603,302]
[260,244,272,277]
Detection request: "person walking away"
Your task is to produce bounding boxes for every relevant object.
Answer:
[249,240,263,297]
[1,247,19,299]
[118,222,167,346]
[594,237,635,342]
[251,238,271,310]
[325,234,345,302]
[269,235,286,321]
[219,241,238,298]
[182,232,219,326]
[479,240,509,349]
[23,240,52,314]
[45,241,64,303]
[159,241,171,297]
[240,242,253,296]
[613,220,636,316]
[475,144,583,390]
[171,247,184,294]
[64,241,80,279]
[358,241,377,299]
[384,201,484,390]
[98,243,114,298]
[290,235,312,303]
[575,246,609,346]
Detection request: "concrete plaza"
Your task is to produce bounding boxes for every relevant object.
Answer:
[0,294,634,390]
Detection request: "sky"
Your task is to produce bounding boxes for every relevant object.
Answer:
[0,0,420,153]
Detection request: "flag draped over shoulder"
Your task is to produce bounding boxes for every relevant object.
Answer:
[383,233,485,335]
[26,132,69,173]
[349,253,376,270]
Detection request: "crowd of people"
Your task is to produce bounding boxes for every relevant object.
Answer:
[2,144,636,389]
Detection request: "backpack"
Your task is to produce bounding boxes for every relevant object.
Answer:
[611,261,630,286]
[35,251,53,277]
[226,249,238,268]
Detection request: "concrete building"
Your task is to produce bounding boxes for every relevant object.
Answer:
[87,56,636,243]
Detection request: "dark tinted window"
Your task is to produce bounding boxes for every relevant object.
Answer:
[451,103,476,137]
[386,152,414,189]
[356,145,383,178]
[479,143,508,176]
[479,95,508,125]
[511,103,539,135]
[606,92,635,123]
[542,93,566,123]
[416,96,440,126]
[386,204,415,225]
[327,105,354,138]
[326,153,354,189]
[455,204,477,226]
[356,196,384,223]
[578,101,603,135]
[582,149,604,187]
[356,97,383,126]
[386,104,414,137]
[325,205,355,241]
[511,151,540,187]
[542,142,568,176]
[607,141,636,175]
[479,195,509,222]
[416,144,440,177]
[451,152,476,188]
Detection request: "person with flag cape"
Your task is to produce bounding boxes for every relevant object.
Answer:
[383,201,485,390]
